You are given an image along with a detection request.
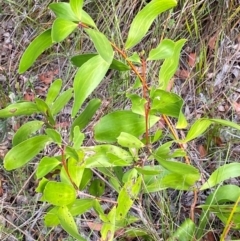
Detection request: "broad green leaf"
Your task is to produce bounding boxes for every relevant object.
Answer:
[65,146,79,161]
[52,88,73,116]
[83,145,133,168]
[44,207,60,227]
[116,176,141,220]
[68,158,85,187]
[36,157,60,179]
[135,166,162,175]
[58,206,86,241]
[4,135,51,171]
[69,199,95,216]
[150,89,187,128]
[89,179,105,197]
[70,98,101,138]
[127,52,141,63]
[45,128,62,144]
[73,126,85,149]
[71,54,130,71]
[79,168,93,190]
[159,39,186,90]
[45,79,62,106]
[35,98,55,125]
[36,177,49,193]
[0,102,39,118]
[18,29,52,74]
[169,219,195,241]
[201,163,240,190]
[52,18,78,43]
[43,181,76,206]
[85,29,113,64]
[101,206,116,241]
[127,93,146,115]
[147,39,175,60]
[70,0,83,19]
[210,118,240,131]
[72,55,110,117]
[12,120,44,146]
[184,119,212,142]
[49,3,96,27]
[94,110,159,143]
[117,132,144,149]
[125,0,177,49]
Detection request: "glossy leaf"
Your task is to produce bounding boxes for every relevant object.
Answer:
[94,110,159,143]
[148,39,175,60]
[125,0,177,49]
[201,163,240,190]
[89,179,105,197]
[70,0,83,19]
[4,135,51,171]
[0,102,39,118]
[18,29,52,74]
[52,18,78,43]
[36,157,60,179]
[159,39,186,90]
[70,98,101,138]
[45,79,62,106]
[117,132,144,149]
[71,54,130,71]
[72,55,110,117]
[45,128,62,144]
[85,29,113,64]
[83,145,133,168]
[12,120,44,146]
[43,181,76,206]
[52,88,73,116]
[58,206,85,241]
[184,119,212,143]
[169,219,195,241]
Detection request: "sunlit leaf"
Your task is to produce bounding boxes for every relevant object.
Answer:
[117,132,144,149]
[70,0,83,19]
[125,0,177,49]
[72,55,110,117]
[45,128,62,144]
[18,29,52,73]
[46,79,62,106]
[36,157,60,179]
[4,135,51,171]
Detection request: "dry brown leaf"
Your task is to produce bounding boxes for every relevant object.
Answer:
[166,78,174,91]
[198,144,207,158]
[24,90,35,101]
[232,101,240,114]
[86,221,102,231]
[208,34,218,50]
[55,122,70,129]
[38,71,54,84]
[214,136,224,147]
[175,69,190,79]
[188,52,196,68]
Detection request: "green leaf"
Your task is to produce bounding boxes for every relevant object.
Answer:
[44,207,60,227]
[36,157,60,179]
[4,135,51,171]
[159,39,186,90]
[116,176,141,220]
[70,98,101,138]
[73,127,85,149]
[43,181,76,206]
[52,88,73,116]
[147,39,175,60]
[135,166,162,175]
[71,54,130,71]
[94,110,159,143]
[210,118,240,131]
[85,29,113,64]
[18,29,52,74]
[49,3,96,28]
[79,168,93,190]
[68,158,85,187]
[125,0,177,49]
[69,199,95,216]
[58,206,86,241]
[70,0,83,20]
[52,18,78,43]
[36,177,49,193]
[201,163,240,190]
[127,93,146,115]
[127,52,141,63]
[89,179,105,197]
[117,132,144,149]
[83,145,133,168]
[45,79,62,106]
[169,219,195,241]
[45,128,62,144]
[0,102,39,118]
[65,146,79,161]
[72,55,110,117]
[12,120,44,146]
[184,119,212,143]
[101,206,116,241]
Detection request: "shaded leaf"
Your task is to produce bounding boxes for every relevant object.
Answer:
[36,157,60,179]
[89,179,105,197]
